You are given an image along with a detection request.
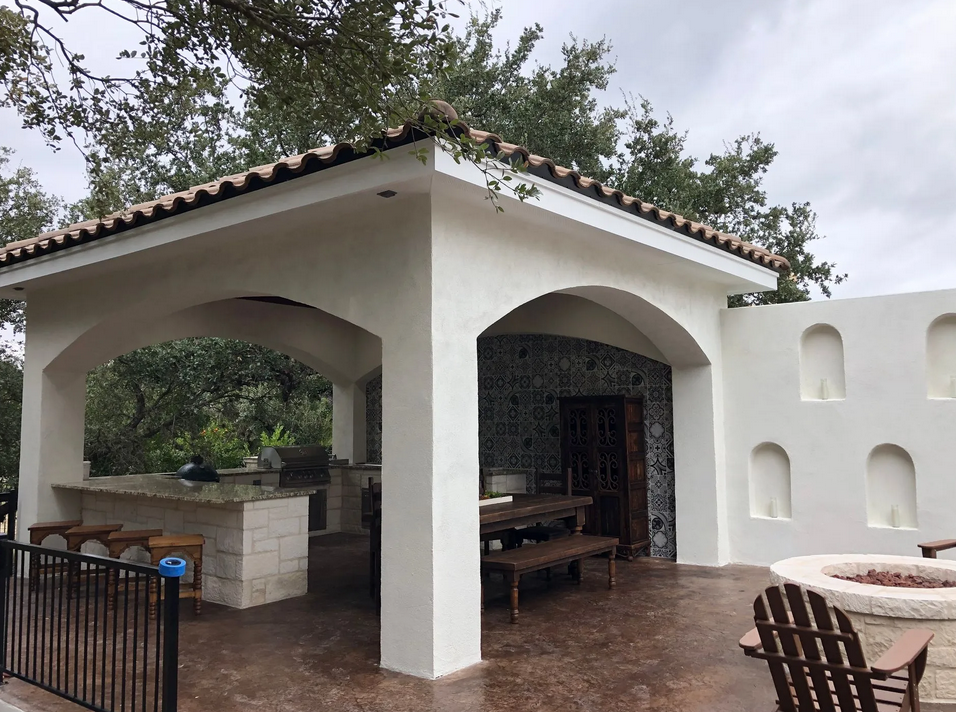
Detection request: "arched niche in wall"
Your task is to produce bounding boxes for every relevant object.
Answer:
[927,314,956,398]
[749,443,792,520]
[866,444,917,529]
[799,324,846,401]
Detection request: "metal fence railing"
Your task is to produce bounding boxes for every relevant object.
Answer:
[0,536,182,712]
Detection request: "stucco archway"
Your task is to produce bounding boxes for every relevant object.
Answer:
[19,294,383,532]
[472,286,723,566]
[49,297,381,383]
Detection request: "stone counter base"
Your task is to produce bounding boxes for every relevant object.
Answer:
[80,491,310,609]
[338,467,380,534]
[771,554,956,705]
[850,611,956,703]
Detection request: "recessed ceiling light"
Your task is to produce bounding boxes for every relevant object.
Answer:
[377,190,397,198]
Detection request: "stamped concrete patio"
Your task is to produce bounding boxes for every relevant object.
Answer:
[0,534,775,712]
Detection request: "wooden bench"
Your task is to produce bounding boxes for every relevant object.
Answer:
[480,534,618,623]
[918,539,956,558]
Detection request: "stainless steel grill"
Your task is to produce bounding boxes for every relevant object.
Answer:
[257,445,331,487]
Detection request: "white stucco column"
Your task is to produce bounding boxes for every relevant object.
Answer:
[672,363,727,566]
[331,381,367,463]
[17,364,87,537]
[378,334,481,678]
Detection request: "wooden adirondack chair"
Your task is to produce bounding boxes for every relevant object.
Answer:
[740,583,933,712]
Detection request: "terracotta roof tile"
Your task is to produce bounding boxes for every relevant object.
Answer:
[0,108,789,273]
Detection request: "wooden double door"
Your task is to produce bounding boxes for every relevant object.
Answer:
[559,395,650,560]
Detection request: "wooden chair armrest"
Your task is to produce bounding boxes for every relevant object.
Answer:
[919,539,956,557]
[739,626,763,652]
[871,629,934,675]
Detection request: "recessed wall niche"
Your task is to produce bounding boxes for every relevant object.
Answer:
[927,314,956,398]
[799,324,846,401]
[865,444,917,529]
[749,443,792,520]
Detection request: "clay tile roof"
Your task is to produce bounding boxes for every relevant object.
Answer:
[0,105,789,274]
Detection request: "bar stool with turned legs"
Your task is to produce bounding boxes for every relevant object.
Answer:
[147,534,204,619]
[64,523,124,597]
[64,523,125,552]
[106,528,163,610]
[26,520,83,590]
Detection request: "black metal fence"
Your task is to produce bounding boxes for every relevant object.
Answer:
[0,537,181,712]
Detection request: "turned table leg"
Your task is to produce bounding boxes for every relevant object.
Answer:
[509,576,520,624]
[148,576,158,621]
[192,554,203,616]
[608,551,616,589]
[107,569,116,611]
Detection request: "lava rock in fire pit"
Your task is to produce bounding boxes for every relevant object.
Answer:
[177,455,220,483]
[832,568,956,588]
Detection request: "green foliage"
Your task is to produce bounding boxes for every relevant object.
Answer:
[431,10,623,183]
[0,147,63,332]
[614,99,847,305]
[0,1,458,153]
[85,338,332,477]
[166,423,249,472]
[259,425,295,449]
[0,350,21,487]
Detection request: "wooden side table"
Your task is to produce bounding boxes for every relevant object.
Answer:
[148,534,204,619]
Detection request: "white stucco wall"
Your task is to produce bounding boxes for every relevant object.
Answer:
[429,175,734,565]
[14,154,474,678]
[482,293,668,363]
[722,288,956,565]
[7,140,787,680]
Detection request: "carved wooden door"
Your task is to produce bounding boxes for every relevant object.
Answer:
[559,395,649,558]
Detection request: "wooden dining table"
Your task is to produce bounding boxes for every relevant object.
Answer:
[478,493,593,537]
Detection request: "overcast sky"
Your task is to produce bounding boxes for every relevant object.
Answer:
[2,0,955,300]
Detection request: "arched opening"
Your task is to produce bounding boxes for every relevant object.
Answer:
[800,324,846,401]
[365,287,713,562]
[866,444,917,529]
[375,286,711,569]
[364,330,677,556]
[83,336,332,478]
[24,293,384,610]
[927,314,956,398]
[480,287,713,566]
[749,443,792,520]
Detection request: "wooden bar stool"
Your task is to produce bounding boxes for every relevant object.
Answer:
[64,523,124,552]
[64,523,124,597]
[147,534,204,619]
[28,520,83,546]
[107,529,163,610]
[27,520,83,590]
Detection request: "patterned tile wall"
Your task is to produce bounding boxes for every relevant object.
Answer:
[364,334,676,559]
[365,375,383,466]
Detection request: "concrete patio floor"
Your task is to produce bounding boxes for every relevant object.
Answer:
[0,534,777,712]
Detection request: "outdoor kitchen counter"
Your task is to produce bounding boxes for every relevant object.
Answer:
[53,473,313,503]
[215,464,382,536]
[52,475,314,609]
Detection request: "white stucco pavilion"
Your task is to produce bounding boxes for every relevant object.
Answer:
[0,112,790,679]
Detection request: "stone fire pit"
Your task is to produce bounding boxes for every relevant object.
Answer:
[771,554,956,704]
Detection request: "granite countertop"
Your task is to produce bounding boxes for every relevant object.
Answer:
[52,474,317,504]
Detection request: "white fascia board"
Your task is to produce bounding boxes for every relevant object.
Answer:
[0,148,432,292]
[433,149,779,294]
